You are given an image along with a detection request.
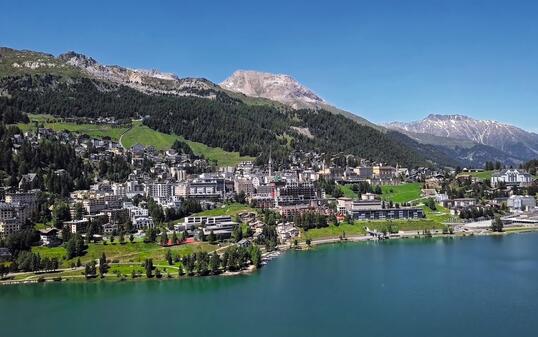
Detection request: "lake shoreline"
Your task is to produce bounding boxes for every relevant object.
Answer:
[2,226,537,287]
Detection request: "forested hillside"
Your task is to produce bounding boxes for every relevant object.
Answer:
[0,73,435,167]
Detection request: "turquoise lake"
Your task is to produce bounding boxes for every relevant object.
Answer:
[1,233,537,337]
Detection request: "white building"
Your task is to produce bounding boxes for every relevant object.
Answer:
[507,195,536,211]
[132,216,155,230]
[491,169,534,187]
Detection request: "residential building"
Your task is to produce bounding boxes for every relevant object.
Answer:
[64,219,90,234]
[491,169,534,187]
[132,216,155,230]
[507,195,536,211]
[373,165,397,179]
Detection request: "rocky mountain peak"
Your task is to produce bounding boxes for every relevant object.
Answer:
[58,51,97,68]
[220,70,325,109]
[425,113,472,121]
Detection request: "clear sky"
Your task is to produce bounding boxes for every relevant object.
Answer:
[1,0,537,130]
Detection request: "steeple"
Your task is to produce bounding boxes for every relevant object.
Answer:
[268,149,273,178]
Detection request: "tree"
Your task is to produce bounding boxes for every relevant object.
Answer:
[195,252,209,276]
[144,228,157,243]
[66,234,85,259]
[144,258,154,278]
[249,246,262,268]
[160,231,169,246]
[221,251,229,271]
[425,198,437,211]
[491,216,504,232]
[208,230,216,244]
[209,253,221,274]
[165,249,173,265]
[182,255,195,275]
[52,201,71,229]
[84,261,96,278]
[232,224,243,243]
[99,252,108,277]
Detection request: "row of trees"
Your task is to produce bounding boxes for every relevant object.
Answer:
[293,212,329,230]
[484,161,503,171]
[459,207,496,220]
[13,251,59,272]
[179,245,262,277]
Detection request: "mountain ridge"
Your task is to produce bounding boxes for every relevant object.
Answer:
[220,69,380,129]
[386,114,538,161]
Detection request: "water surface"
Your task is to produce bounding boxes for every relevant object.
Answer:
[1,233,537,337]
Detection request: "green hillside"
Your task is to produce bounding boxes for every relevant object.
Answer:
[18,116,253,167]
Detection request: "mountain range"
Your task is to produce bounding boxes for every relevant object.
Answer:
[386,114,538,164]
[1,46,536,168]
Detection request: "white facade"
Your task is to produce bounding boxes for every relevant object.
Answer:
[491,169,534,187]
[507,195,536,211]
[132,216,155,230]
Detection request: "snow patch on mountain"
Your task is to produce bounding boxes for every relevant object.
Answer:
[386,114,538,160]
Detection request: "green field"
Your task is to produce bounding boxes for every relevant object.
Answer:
[120,121,255,166]
[18,116,254,167]
[302,223,366,240]
[421,204,458,225]
[32,241,214,268]
[381,183,422,203]
[18,115,128,139]
[120,121,175,150]
[338,184,358,198]
[195,203,256,217]
[457,170,493,180]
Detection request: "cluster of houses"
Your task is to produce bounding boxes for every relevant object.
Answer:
[420,168,537,226]
[4,123,537,246]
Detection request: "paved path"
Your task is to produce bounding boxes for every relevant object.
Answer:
[118,125,133,150]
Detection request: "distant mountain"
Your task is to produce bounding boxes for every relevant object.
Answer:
[386,114,538,161]
[220,70,378,128]
[221,70,324,109]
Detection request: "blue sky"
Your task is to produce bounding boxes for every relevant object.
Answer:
[1,0,537,130]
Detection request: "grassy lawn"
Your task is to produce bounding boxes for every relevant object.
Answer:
[457,170,493,180]
[302,223,366,240]
[180,136,255,167]
[120,121,175,150]
[121,121,255,166]
[338,184,358,199]
[32,241,214,268]
[422,204,459,225]
[195,203,256,217]
[381,183,422,203]
[18,115,128,140]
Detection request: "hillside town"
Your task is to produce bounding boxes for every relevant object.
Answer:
[1,124,538,282]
